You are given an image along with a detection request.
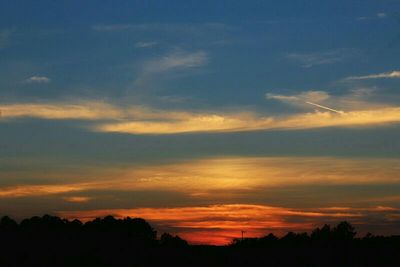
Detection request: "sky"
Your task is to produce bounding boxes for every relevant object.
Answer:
[1,0,400,245]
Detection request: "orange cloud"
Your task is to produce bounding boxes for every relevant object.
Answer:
[319,206,399,212]
[0,184,86,198]
[2,100,400,134]
[95,107,400,134]
[0,101,123,120]
[63,196,91,203]
[112,157,400,193]
[1,157,399,199]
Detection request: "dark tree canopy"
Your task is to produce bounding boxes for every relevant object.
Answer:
[0,216,399,267]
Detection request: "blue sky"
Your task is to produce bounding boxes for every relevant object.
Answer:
[2,0,399,104]
[1,1,400,244]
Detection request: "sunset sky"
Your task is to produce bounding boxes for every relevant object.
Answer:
[1,0,400,245]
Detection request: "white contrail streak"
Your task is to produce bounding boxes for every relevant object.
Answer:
[306,101,344,114]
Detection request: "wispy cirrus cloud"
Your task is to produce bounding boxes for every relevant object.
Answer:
[134,41,158,48]
[345,70,400,80]
[92,23,236,49]
[24,76,51,84]
[357,12,388,21]
[143,50,208,73]
[377,12,388,19]
[132,50,208,90]
[92,23,233,33]
[266,88,388,111]
[286,49,356,68]
[92,24,134,31]
[266,91,330,106]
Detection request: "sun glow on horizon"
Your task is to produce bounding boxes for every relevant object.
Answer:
[2,156,400,244]
[57,204,399,245]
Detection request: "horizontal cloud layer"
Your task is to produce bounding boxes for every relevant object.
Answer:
[2,156,399,199]
[0,101,123,120]
[95,107,400,133]
[2,97,400,134]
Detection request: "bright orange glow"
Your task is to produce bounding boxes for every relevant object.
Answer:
[178,230,264,245]
[63,196,91,203]
[58,204,366,245]
[101,157,400,194]
[1,157,399,199]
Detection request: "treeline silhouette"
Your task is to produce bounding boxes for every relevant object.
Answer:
[1,215,399,266]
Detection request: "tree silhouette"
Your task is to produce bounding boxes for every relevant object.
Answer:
[160,233,188,247]
[0,216,18,231]
[0,216,399,266]
[332,221,356,240]
[311,224,331,240]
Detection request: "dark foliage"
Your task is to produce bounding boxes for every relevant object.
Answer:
[160,232,189,247]
[0,216,399,266]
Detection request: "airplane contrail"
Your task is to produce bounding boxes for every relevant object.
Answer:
[305,101,344,114]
